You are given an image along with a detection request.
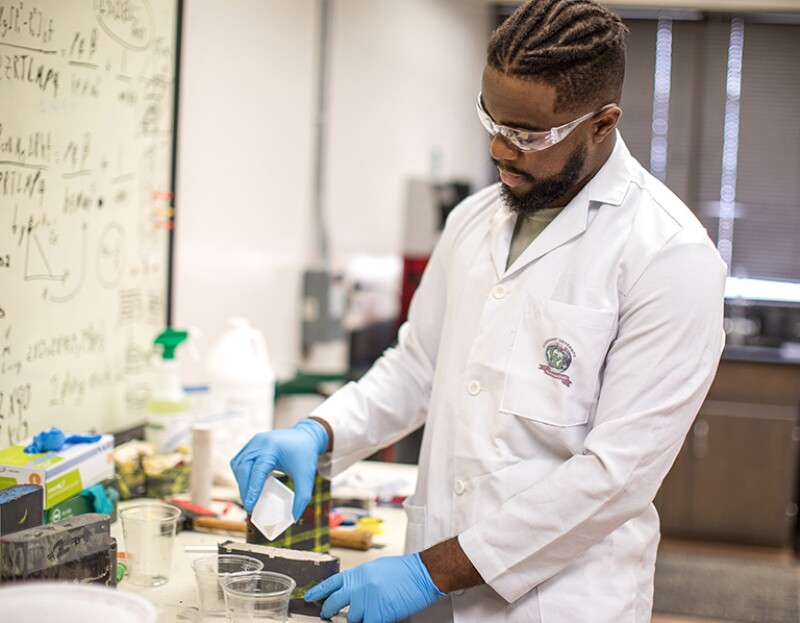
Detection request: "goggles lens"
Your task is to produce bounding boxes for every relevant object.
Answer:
[476,94,615,152]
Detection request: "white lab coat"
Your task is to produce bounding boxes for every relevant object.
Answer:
[314,134,726,623]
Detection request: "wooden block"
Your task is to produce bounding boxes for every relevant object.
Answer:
[330,528,372,551]
[247,472,331,553]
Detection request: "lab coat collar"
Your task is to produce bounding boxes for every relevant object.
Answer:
[490,131,633,279]
[584,130,634,207]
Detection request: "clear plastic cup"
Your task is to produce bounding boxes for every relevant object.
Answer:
[192,554,264,616]
[220,571,295,622]
[119,501,181,587]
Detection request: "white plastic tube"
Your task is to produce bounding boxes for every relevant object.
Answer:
[191,423,213,508]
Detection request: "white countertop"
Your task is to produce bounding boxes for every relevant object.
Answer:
[115,462,417,622]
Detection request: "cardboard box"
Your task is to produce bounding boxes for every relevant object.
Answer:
[44,475,121,524]
[44,492,94,524]
[0,434,114,509]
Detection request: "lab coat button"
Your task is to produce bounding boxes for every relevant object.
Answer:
[453,589,465,596]
[467,380,481,396]
[454,479,465,495]
[492,284,506,299]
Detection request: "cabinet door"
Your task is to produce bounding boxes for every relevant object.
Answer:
[656,401,800,546]
[654,436,695,536]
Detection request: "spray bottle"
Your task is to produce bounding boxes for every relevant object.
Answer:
[145,327,193,453]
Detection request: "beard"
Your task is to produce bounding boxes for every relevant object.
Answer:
[496,144,588,217]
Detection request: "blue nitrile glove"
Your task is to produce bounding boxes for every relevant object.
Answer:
[24,427,65,453]
[81,483,115,514]
[230,419,328,517]
[24,427,102,454]
[304,553,445,623]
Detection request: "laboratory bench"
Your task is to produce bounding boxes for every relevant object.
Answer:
[114,350,800,623]
[723,344,800,365]
[114,462,416,622]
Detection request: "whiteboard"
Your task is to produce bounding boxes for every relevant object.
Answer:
[0,0,179,449]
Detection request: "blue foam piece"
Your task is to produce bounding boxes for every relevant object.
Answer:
[0,484,41,504]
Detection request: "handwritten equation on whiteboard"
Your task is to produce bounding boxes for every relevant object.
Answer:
[0,0,177,448]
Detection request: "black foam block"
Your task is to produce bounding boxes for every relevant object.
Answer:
[0,484,43,537]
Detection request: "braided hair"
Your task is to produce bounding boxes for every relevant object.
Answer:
[487,0,628,113]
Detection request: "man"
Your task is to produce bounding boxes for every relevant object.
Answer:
[232,1,726,621]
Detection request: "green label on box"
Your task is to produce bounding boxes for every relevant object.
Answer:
[0,445,46,466]
[45,469,83,508]
[46,495,93,523]
[0,476,18,490]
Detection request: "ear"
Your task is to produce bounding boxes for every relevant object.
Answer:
[593,106,622,143]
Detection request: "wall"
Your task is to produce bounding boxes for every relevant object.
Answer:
[326,0,492,256]
[173,0,317,382]
[173,0,491,384]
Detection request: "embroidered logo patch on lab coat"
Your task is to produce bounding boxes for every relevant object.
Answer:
[539,338,575,387]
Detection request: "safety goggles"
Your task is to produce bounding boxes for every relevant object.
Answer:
[476,93,616,152]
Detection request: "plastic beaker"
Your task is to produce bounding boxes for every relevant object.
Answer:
[119,501,181,587]
[220,571,295,622]
[192,554,264,616]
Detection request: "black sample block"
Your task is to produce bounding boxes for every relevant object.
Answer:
[219,539,340,617]
[0,484,43,537]
[0,513,114,585]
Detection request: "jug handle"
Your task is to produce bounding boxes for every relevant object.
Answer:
[247,327,269,367]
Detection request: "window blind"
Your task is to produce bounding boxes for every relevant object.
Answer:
[493,5,800,284]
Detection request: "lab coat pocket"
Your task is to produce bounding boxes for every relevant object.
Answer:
[403,499,427,554]
[500,296,615,427]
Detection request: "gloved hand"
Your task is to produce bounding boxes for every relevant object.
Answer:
[230,419,328,517]
[304,553,445,623]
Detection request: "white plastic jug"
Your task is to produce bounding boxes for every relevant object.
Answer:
[205,317,275,485]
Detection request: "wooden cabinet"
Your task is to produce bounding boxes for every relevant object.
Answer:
[655,399,800,547]
[655,357,800,548]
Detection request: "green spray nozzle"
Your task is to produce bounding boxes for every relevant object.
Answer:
[154,327,189,360]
